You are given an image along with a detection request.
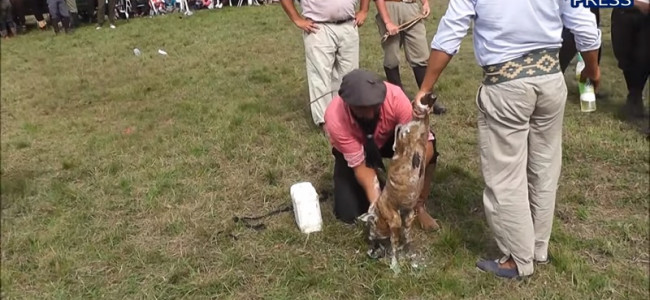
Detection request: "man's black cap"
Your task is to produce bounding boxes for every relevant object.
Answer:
[338,69,387,107]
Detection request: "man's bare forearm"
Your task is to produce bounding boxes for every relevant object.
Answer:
[580,49,599,72]
[418,49,454,93]
[280,0,302,22]
[359,0,370,13]
[353,163,381,204]
[375,0,393,24]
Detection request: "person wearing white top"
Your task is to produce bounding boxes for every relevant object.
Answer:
[413,0,601,279]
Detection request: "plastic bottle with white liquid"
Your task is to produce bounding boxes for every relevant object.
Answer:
[290,182,322,234]
[575,53,596,112]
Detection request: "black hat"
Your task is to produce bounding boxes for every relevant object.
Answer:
[338,69,387,107]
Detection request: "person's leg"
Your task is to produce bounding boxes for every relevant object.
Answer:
[332,21,359,103]
[401,2,447,114]
[475,77,537,278]
[46,0,60,33]
[630,14,650,116]
[2,0,16,36]
[375,4,403,89]
[0,3,7,37]
[640,15,650,101]
[303,25,337,126]
[612,8,646,118]
[107,0,115,26]
[65,0,78,27]
[332,148,371,223]
[527,72,567,264]
[65,0,76,13]
[57,0,70,32]
[96,0,105,27]
[9,0,25,31]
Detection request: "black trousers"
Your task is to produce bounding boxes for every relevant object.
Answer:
[559,7,601,73]
[0,0,15,33]
[611,7,650,101]
[331,131,438,224]
[332,135,395,224]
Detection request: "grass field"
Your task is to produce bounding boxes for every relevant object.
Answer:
[1,2,649,299]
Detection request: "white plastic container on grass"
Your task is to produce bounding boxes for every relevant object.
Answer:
[290,182,323,234]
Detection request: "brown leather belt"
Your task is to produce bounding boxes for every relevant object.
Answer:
[384,0,417,3]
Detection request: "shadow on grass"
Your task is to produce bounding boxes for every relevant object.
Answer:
[427,163,501,259]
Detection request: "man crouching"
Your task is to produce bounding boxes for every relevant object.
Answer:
[323,68,440,231]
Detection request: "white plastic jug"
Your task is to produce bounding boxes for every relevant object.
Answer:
[575,53,596,112]
[290,182,323,234]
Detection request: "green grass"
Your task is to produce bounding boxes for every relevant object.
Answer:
[2,2,649,299]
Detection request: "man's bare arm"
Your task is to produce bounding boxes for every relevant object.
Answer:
[353,162,381,205]
[279,0,302,23]
[375,0,393,24]
[415,49,454,102]
[359,0,370,13]
[355,0,371,26]
[375,0,399,35]
[579,49,601,91]
[280,0,319,33]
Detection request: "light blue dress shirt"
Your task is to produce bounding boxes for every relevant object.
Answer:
[431,0,602,67]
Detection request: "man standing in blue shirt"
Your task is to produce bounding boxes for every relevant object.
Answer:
[413,0,601,279]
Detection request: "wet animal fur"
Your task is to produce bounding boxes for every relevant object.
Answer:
[364,93,438,267]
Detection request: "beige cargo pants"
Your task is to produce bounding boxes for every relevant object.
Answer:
[375,1,429,68]
[303,21,359,125]
[475,72,567,277]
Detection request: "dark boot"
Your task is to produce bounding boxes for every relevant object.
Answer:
[70,12,79,28]
[9,24,16,36]
[622,70,647,119]
[623,93,646,119]
[61,17,72,33]
[413,65,447,115]
[51,18,61,34]
[384,66,403,89]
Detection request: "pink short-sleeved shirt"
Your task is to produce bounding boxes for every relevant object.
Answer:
[324,82,435,168]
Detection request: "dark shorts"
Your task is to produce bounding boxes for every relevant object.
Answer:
[331,130,438,224]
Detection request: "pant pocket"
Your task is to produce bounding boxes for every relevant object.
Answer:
[475,85,487,115]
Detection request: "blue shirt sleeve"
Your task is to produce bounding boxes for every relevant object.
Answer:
[430,0,476,56]
[559,0,602,52]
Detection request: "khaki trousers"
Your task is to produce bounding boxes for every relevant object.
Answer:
[475,72,567,277]
[303,21,359,125]
[375,2,429,68]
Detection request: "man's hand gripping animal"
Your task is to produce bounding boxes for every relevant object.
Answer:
[360,93,438,273]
